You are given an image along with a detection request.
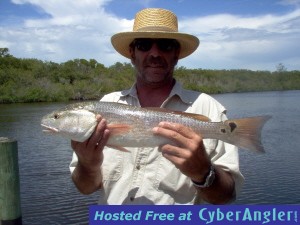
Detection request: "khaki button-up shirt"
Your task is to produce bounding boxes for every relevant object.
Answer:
[70,82,244,204]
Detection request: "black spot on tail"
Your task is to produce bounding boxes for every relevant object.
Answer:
[229,122,237,132]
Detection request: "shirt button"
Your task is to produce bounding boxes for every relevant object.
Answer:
[136,165,140,170]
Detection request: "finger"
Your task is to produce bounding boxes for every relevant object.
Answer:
[161,149,185,168]
[71,139,88,151]
[153,124,190,147]
[71,140,77,150]
[95,129,110,151]
[158,122,197,139]
[160,144,190,158]
[95,114,102,122]
[87,118,107,147]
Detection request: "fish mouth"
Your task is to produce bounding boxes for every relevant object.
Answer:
[41,124,59,133]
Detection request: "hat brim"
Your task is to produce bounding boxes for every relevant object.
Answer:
[111,31,200,59]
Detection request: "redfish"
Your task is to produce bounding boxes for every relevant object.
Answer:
[41,101,271,153]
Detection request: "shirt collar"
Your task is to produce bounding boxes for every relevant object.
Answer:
[119,84,138,99]
[168,81,194,105]
[118,80,194,105]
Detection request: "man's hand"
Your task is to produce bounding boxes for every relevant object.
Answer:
[153,121,236,204]
[71,115,110,194]
[153,122,211,183]
[71,115,110,169]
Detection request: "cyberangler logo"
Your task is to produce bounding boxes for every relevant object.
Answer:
[198,207,298,224]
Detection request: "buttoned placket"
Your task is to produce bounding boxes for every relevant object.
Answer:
[127,147,151,202]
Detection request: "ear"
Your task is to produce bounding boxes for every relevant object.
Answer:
[174,48,180,66]
[175,47,180,58]
[129,46,136,63]
[173,55,179,66]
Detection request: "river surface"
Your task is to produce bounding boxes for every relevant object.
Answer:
[0,90,299,224]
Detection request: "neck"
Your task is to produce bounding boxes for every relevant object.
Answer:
[136,79,175,107]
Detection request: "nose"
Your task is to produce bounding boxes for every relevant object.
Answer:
[148,43,161,57]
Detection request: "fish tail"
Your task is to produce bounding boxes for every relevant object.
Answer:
[224,115,271,153]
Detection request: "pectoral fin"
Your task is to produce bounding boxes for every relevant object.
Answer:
[107,124,132,135]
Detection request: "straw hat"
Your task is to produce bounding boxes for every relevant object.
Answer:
[111,8,200,59]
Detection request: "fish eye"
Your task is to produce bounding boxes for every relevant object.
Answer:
[54,113,60,119]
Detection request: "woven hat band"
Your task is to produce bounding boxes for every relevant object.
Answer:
[136,26,176,32]
[133,8,178,32]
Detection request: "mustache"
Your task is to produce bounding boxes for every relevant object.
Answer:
[144,56,167,67]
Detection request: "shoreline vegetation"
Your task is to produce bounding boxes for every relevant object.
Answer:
[1,48,299,103]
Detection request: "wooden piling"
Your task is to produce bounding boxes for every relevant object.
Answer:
[0,137,22,225]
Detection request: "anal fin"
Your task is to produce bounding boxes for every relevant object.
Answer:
[107,144,130,152]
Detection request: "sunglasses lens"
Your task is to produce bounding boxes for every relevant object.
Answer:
[134,39,179,52]
[135,39,153,51]
[157,39,179,52]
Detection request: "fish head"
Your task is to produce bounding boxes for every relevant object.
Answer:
[41,107,97,142]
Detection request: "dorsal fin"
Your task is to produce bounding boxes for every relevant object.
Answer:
[145,107,211,122]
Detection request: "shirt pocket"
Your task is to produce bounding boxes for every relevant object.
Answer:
[151,140,218,204]
[203,139,218,155]
[152,154,196,204]
[101,148,124,181]
[153,139,218,190]
[153,155,178,189]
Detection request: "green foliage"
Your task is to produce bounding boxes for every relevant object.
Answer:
[0,52,299,103]
[175,68,300,94]
[0,48,11,57]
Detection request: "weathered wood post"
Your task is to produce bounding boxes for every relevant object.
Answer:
[0,137,22,225]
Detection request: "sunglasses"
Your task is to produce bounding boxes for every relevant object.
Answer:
[131,38,180,52]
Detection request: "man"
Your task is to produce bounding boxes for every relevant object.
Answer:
[70,8,244,204]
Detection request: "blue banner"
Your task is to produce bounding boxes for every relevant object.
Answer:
[89,205,299,224]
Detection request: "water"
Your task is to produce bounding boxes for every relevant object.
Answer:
[212,91,300,204]
[0,91,299,224]
[0,102,99,224]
